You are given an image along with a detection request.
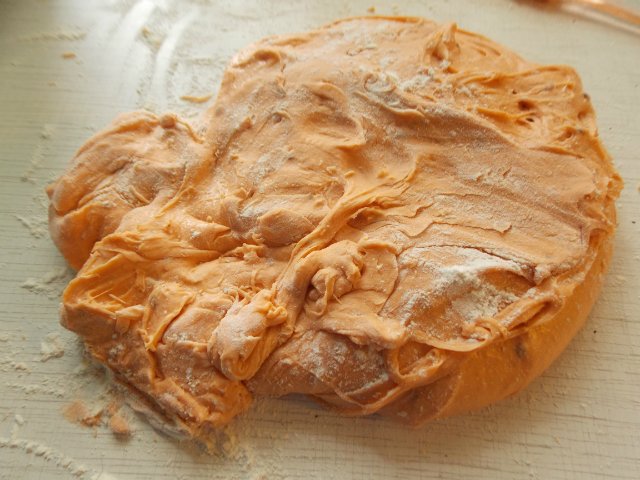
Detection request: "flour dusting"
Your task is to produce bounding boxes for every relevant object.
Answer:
[395,246,524,325]
[40,333,65,361]
[21,266,73,299]
[14,214,47,238]
[0,436,102,479]
[18,29,87,42]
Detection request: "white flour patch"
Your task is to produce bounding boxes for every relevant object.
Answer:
[395,290,430,324]
[396,246,524,324]
[452,283,520,321]
[40,333,65,362]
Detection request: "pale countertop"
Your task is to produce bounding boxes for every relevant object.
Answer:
[1,0,639,479]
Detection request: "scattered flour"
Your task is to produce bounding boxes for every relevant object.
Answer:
[21,266,72,299]
[40,333,65,362]
[396,246,524,324]
[21,144,44,184]
[0,436,104,479]
[18,29,87,42]
[180,93,212,103]
[40,124,55,140]
[0,356,31,373]
[13,362,29,371]
[6,383,66,398]
[14,213,47,237]
[400,72,433,92]
[251,148,294,187]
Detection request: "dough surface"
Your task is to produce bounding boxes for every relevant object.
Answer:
[47,17,622,441]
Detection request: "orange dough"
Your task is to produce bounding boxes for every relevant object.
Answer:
[47,17,622,442]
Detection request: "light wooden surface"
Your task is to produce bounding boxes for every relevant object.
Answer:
[1,0,639,478]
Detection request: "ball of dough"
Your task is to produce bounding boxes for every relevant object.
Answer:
[47,17,622,443]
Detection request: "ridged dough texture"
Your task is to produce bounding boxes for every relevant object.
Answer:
[47,17,622,441]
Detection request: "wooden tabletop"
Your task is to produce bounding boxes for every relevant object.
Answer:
[1,0,639,478]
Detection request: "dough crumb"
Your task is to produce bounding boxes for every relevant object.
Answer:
[160,114,177,128]
[6,382,65,397]
[63,400,103,427]
[180,94,213,104]
[108,411,132,437]
[61,51,76,59]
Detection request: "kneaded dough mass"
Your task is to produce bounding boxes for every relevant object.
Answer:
[47,17,622,441]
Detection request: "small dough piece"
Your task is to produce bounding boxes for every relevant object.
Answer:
[47,17,622,443]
